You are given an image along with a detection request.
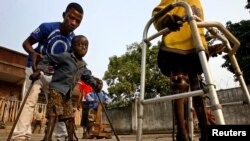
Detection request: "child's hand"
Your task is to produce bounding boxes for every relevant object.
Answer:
[29,70,41,80]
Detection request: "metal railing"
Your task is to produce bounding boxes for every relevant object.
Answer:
[0,97,82,126]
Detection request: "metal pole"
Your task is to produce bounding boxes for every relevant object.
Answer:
[197,22,250,105]
[137,41,147,141]
[184,1,226,124]
[188,97,194,141]
[95,92,120,141]
[7,81,35,141]
[142,90,204,104]
[137,4,175,141]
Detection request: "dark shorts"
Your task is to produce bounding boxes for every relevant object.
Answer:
[46,89,74,121]
[157,48,206,77]
[34,120,42,126]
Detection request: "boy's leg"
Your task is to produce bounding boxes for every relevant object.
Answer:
[59,94,76,141]
[64,118,76,141]
[32,122,37,133]
[170,73,190,141]
[42,90,63,141]
[38,122,42,133]
[174,98,189,141]
[43,114,57,141]
[82,105,90,139]
[193,97,208,141]
[81,102,86,139]
[43,75,68,140]
[189,74,209,141]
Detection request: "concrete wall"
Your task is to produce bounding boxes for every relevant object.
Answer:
[103,86,250,134]
[104,100,174,134]
[103,105,132,134]
[217,86,250,124]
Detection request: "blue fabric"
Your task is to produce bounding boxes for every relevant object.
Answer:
[26,22,74,67]
[87,91,111,109]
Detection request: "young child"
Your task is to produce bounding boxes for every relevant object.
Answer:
[86,79,112,139]
[77,80,93,139]
[87,80,112,110]
[30,35,103,141]
[32,107,43,134]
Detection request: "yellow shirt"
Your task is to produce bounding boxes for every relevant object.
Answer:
[153,0,207,54]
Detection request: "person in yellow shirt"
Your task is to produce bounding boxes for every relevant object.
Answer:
[153,0,209,141]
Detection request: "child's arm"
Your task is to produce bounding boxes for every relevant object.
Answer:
[101,91,112,105]
[77,82,83,110]
[104,94,112,104]
[29,53,69,80]
[37,53,68,74]
[29,55,53,80]
[80,70,103,93]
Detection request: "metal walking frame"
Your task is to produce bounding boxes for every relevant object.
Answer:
[136,1,250,141]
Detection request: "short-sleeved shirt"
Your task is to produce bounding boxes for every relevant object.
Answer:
[26,22,74,67]
[153,0,207,54]
[35,112,43,121]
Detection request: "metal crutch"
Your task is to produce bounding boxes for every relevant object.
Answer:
[7,80,35,141]
[95,92,120,141]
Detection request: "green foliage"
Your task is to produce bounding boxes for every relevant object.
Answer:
[222,20,250,84]
[205,20,250,84]
[246,0,250,10]
[103,42,171,107]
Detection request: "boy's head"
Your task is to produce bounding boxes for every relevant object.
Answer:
[65,2,83,14]
[72,35,89,58]
[93,77,103,92]
[62,2,83,35]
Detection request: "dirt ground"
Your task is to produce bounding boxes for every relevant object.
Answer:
[0,132,201,141]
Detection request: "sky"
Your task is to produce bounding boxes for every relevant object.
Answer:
[0,0,249,91]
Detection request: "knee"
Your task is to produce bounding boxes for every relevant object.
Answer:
[171,73,189,93]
